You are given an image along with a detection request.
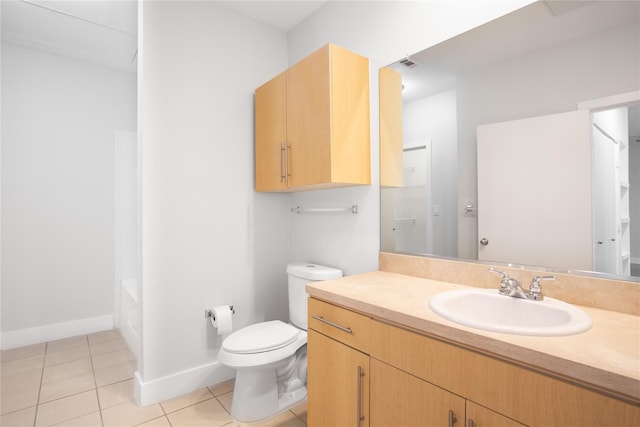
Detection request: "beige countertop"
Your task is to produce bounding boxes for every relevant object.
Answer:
[306,271,640,404]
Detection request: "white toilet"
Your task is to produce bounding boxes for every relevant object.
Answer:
[217,262,342,422]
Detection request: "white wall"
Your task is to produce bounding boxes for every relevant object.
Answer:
[135,0,534,405]
[1,43,136,348]
[403,90,458,257]
[285,0,533,275]
[137,1,290,404]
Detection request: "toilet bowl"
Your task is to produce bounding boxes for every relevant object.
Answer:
[217,263,342,422]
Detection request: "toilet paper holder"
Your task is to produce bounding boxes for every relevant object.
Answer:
[204,306,235,320]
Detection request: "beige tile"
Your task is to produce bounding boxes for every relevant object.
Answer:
[44,346,90,367]
[289,401,307,425]
[46,336,88,355]
[89,338,129,357]
[94,361,136,387]
[51,410,102,426]
[166,398,233,427]
[97,379,135,409]
[217,391,233,414]
[92,348,135,371]
[42,358,93,384]
[138,416,172,427]
[236,410,305,427]
[1,367,42,393]
[161,388,214,414]
[88,329,123,345]
[1,343,46,364]
[0,385,40,415]
[0,405,37,427]
[35,389,99,426]
[1,355,45,377]
[209,378,234,396]
[39,372,96,403]
[100,399,164,427]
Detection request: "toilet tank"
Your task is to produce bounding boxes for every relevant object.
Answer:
[287,262,342,330]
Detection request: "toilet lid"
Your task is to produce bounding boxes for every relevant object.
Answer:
[223,320,301,354]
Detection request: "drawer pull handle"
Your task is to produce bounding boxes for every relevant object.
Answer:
[311,315,353,333]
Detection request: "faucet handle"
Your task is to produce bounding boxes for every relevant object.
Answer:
[488,268,512,295]
[528,275,555,301]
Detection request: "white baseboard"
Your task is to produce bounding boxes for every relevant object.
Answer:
[1,314,114,350]
[134,361,235,407]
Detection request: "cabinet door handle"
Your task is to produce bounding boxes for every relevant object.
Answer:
[356,366,365,425]
[448,410,457,427]
[279,144,286,182]
[468,420,474,427]
[285,144,291,180]
[311,315,353,333]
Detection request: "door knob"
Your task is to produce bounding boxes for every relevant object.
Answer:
[480,238,489,246]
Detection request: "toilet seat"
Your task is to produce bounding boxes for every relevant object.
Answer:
[218,320,307,369]
[223,320,300,354]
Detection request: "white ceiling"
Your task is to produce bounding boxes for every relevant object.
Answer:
[217,1,325,32]
[1,0,138,72]
[0,1,324,73]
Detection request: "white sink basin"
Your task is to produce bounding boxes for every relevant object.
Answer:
[429,289,592,336]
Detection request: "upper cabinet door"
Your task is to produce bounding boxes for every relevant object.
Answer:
[255,43,370,192]
[255,72,287,192]
[287,45,332,188]
[379,66,403,188]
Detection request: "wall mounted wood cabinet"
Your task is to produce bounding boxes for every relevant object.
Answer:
[255,43,370,192]
[308,298,639,427]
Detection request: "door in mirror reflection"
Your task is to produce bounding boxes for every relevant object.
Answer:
[477,108,632,274]
[477,110,594,271]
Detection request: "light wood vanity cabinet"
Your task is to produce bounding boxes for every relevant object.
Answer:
[255,43,370,192]
[371,319,639,427]
[308,298,639,427]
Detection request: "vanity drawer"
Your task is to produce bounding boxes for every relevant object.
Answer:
[308,298,371,353]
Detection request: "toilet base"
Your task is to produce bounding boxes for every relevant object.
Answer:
[230,365,307,423]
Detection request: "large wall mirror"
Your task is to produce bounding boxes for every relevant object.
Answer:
[380,0,640,282]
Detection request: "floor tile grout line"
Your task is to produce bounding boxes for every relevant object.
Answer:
[161,393,217,416]
[33,341,48,427]
[86,335,106,427]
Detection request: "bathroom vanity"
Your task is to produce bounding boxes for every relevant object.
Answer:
[306,254,640,426]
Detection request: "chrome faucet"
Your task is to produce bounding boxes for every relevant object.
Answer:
[488,268,555,301]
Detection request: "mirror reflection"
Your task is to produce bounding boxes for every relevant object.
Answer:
[380,0,640,280]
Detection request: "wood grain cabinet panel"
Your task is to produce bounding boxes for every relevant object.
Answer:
[370,359,465,427]
[308,330,369,427]
[369,319,639,427]
[466,401,526,427]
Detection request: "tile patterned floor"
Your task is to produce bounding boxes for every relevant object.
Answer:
[0,331,307,427]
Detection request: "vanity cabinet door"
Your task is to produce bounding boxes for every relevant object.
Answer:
[466,401,526,427]
[308,329,369,427]
[370,358,465,427]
